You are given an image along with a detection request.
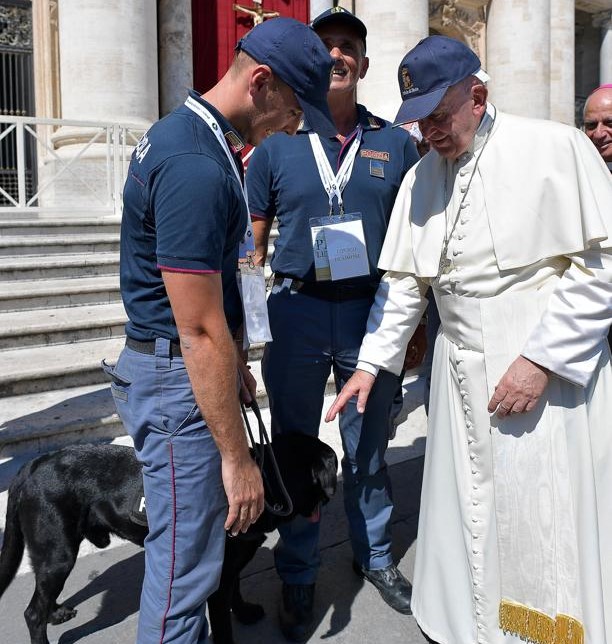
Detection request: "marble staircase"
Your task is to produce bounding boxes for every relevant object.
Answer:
[0,219,321,457]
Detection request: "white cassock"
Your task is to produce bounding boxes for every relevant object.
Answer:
[357,106,612,644]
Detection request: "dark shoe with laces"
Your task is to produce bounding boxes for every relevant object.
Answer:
[353,561,413,615]
[278,582,315,642]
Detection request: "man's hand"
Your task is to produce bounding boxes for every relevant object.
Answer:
[488,355,549,418]
[237,354,257,405]
[325,370,376,422]
[222,454,264,536]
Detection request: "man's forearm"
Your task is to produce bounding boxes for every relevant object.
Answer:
[358,271,428,376]
[181,328,250,463]
[521,248,612,387]
[252,217,272,267]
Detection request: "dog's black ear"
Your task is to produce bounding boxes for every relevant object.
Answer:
[311,450,338,502]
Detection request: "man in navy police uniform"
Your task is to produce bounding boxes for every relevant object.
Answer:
[247,7,420,641]
[109,18,335,644]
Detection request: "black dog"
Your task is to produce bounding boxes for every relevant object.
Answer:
[0,434,338,644]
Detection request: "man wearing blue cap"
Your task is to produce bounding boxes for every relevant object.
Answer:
[108,18,334,643]
[246,7,420,641]
[328,35,612,644]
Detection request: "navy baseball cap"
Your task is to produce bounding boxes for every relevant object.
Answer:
[237,17,336,137]
[393,35,490,126]
[311,6,367,51]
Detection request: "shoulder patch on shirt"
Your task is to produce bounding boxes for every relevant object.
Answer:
[225,130,244,152]
[360,149,390,162]
[367,116,382,129]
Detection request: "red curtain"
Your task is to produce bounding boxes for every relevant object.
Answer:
[192,0,310,94]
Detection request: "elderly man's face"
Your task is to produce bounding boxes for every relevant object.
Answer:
[583,89,612,162]
[418,80,487,160]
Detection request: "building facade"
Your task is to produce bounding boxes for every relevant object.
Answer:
[1,0,610,208]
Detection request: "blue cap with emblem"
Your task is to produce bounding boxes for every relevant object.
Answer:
[393,35,490,126]
[311,6,367,51]
[236,17,336,137]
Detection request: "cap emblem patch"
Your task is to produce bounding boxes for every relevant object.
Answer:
[401,67,413,92]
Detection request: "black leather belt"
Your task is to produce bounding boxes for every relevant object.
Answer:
[126,336,182,358]
[273,275,377,302]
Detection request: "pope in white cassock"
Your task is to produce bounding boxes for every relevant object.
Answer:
[327,36,612,644]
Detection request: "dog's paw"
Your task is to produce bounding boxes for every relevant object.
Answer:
[232,601,265,625]
[50,604,77,624]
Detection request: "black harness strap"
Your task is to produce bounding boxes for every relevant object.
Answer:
[241,400,293,517]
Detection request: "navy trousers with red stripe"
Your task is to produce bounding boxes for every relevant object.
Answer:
[110,338,227,643]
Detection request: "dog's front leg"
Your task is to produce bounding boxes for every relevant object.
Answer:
[24,593,51,644]
[208,583,235,644]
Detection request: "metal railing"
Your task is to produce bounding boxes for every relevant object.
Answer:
[0,115,145,217]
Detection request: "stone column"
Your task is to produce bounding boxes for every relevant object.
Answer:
[595,11,612,84]
[356,0,429,121]
[550,0,575,124]
[42,0,158,212]
[487,0,551,119]
[158,0,193,116]
[310,0,333,21]
[57,0,157,127]
[32,0,61,120]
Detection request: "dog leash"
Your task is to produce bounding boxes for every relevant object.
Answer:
[241,399,294,517]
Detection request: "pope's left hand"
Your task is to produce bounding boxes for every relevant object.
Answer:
[488,355,549,418]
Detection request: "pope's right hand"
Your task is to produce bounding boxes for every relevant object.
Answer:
[325,370,376,422]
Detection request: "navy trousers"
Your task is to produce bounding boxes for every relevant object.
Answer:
[263,282,399,583]
[109,339,227,643]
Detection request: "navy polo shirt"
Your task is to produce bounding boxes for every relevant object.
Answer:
[246,105,419,284]
[121,90,247,341]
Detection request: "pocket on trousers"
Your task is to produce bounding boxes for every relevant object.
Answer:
[101,359,131,402]
[168,403,201,437]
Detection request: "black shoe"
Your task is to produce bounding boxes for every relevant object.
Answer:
[278,583,315,642]
[353,561,413,615]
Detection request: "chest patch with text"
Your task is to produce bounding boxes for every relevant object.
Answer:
[360,149,390,162]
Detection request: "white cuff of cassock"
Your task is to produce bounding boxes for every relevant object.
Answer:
[356,361,379,377]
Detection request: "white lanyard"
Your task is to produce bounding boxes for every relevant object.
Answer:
[185,96,254,258]
[308,128,362,215]
[184,96,271,347]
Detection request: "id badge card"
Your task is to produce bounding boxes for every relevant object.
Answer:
[237,262,272,348]
[309,213,369,282]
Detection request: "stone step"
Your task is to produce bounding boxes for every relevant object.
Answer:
[0,359,297,457]
[0,336,280,398]
[0,301,127,350]
[0,337,125,397]
[0,216,121,236]
[0,275,121,311]
[0,383,127,457]
[0,233,119,256]
[0,251,119,280]
[0,342,338,454]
